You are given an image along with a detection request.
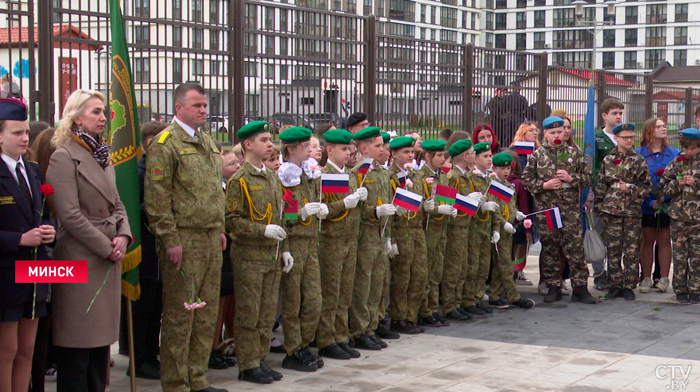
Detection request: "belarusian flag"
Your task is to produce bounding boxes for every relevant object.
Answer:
[284,199,299,220]
[434,184,457,204]
[109,0,141,301]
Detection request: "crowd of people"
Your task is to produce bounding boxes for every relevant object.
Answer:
[1,84,699,392]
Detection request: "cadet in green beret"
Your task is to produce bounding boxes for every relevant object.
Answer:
[226,120,287,383]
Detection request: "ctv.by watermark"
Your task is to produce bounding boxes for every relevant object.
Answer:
[655,364,692,390]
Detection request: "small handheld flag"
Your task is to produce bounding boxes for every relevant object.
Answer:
[544,207,563,230]
[454,193,479,217]
[393,187,423,213]
[441,166,450,174]
[434,184,457,204]
[487,180,515,203]
[321,173,350,193]
[284,199,299,220]
[513,141,535,155]
[397,171,407,188]
[356,158,374,176]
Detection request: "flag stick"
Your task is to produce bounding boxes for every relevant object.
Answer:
[525,207,554,217]
[381,193,397,238]
[126,300,137,392]
[318,182,322,231]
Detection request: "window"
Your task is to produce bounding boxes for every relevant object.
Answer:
[603,52,615,68]
[471,12,476,29]
[485,0,493,9]
[298,0,329,9]
[645,49,664,69]
[135,0,149,17]
[431,6,436,24]
[389,0,415,22]
[553,51,591,68]
[210,0,218,23]
[244,61,257,77]
[674,49,687,67]
[674,27,687,45]
[675,4,688,22]
[421,4,426,22]
[485,33,494,48]
[172,59,182,83]
[645,26,665,46]
[280,65,288,80]
[442,0,457,5]
[496,0,506,8]
[516,33,526,50]
[173,26,181,47]
[495,34,506,48]
[388,22,415,37]
[625,6,637,24]
[245,4,257,29]
[134,58,150,83]
[192,59,204,76]
[604,8,615,22]
[210,60,220,75]
[265,64,274,80]
[332,0,342,10]
[625,29,637,46]
[534,11,545,27]
[495,13,506,30]
[603,29,615,47]
[420,27,425,39]
[193,28,203,49]
[440,29,457,42]
[173,0,181,19]
[280,9,288,31]
[134,25,149,45]
[52,0,62,22]
[554,8,593,27]
[377,0,384,16]
[364,0,372,15]
[534,32,545,48]
[534,0,545,5]
[431,28,436,40]
[210,30,219,50]
[265,7,275,30]
[624,51,637,69]
[244,33,257,52]
[280,37,288,55]
[441,7,457,27]
[517,0,526,7]
[516,12,526,29]
[347,0,356,13]
[553,30,593,49]
[485,12,493,29]
[462,11,468,28]
[192,0,203,22]
[265,35,275,54]
[646,4,667,24]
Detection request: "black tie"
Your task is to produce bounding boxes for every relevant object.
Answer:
[16,164,32,203]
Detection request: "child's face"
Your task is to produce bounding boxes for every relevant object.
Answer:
[493,165,511,180]
[614,130,635,151]
[426,151,446,170]
[477,129,493,144]
[347,144,360,168]
[602,107,623,128]
[562,119,572,141]
[525,124,539,142]
[475,151,492,171]
[264,151,281,171]
[246,132,273,160]
[360,136,384,161]
[377,143,390,165]
[391,147,415,167]
[682,145,699,158]
[309,137,322,161]
[464,148,476,168]
[544,127,564,145]
[291,141,311,162]
[221,152,240,180]
[327,144,353,167]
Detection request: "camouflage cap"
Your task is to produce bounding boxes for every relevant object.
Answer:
[421,139,447,152]
[322,129,354,144]
[279,126,312,143]
[237,121,270,140]
[353,126,382,141]
[612,123,635,135]
[492,152,514,167]
[447,139,472,157]
[389,136,416,150]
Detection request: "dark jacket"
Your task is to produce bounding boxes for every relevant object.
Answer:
[0,158,51,306]
[139,155,159,281]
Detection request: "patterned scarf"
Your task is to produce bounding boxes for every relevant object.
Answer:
[71,127,111,170]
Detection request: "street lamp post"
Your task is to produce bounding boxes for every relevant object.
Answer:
[572,0,617,75]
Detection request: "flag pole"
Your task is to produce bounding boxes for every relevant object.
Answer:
[381,193,397,238]
[126,300,137,392]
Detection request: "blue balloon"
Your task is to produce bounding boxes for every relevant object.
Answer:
[0,65,7,77]
[13,59,33,79]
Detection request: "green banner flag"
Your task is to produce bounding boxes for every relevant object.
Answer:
[109,0,141,301]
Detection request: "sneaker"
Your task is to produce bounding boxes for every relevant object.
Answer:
[561,280,572,296]
[594,271,611,291]
[604,287,623,300]
[411,321,427,333]
[538,282,548,295]
[390,320,420,334]
[352,334,381,350]
[302,347,324,368]
[369,334,387,348]
[260,360,283,380]
[420,315,442,327]
[208,351,229,370]
[282,350,318,372]
[656,277,670,293]
[476,302,493,314]
[489,299,510,309]
[639,278,653,293]
[544,287,562,303]
[513,298,536,309]
[376,322,400,339]
[677,293,690,304]
[435,313,451,326]
[571,286,597,304]
[515,271,533,286]
[622,288,635,301]
[462,305,485,316]
[690,293,700,304]
[338,342,361,358]
[446,308,470,321]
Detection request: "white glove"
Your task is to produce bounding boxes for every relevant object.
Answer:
[482,201,499,212]
[264,224,287,241]
[385,238,393,254]
[389,244,400,258]
[437,205,454,216]
[503,222,516,234]
[343,193,361,209]
[467,192,483,200]
[317,203,329,219]
[450,207,458,217]
[515,211,527,221]
[301,202,322,221]
[423,198,435,212]
[396,206,409,215]
[491,231,501,244]
[355,187,368,201]
[282,252,294,273]
[376,204,397,217]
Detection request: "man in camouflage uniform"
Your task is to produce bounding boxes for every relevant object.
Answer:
[659,128,700,304]
[522,116,596,304]
[145,83,227,392]
[594,123,652,301]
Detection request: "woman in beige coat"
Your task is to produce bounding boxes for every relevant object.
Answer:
[47,89,131,392]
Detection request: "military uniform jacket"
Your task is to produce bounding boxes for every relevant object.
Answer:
[593,128,616,190]
[494,177,518,225]
[145,122,225,249]
[659,153,700,222]
[317,163,360,237]
[446,166,473,227]
[521,142,591,211]
[389,164,427,229]
[418,164,449,228]
[594,148,652,218]
[281,170,317,240]
[225,161,284,247]
[467,170,505,235]
[353,162,392,238]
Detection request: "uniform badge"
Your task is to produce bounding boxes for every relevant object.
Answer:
[0,196,16,205]
[151,165,164,181]
[226,198,236,211]
[179,148,197,155]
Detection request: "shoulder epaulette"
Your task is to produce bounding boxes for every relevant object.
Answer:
[157,131,172,144]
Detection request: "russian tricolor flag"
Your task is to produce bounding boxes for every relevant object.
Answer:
[454,193,479,217]
[487,180,515,203]
[397,171,407,188]
[321,173,350,193]
[544,207,563,230]
[393,187,423,213]
[514,141,535,155]
[356,158,374,175]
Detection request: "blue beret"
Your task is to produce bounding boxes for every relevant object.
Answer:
[678,128,700,140]
[542,116,564,130]
[612,123,635,135]
[0,98,28,121]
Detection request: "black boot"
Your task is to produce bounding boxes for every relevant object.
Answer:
[338,342,361,358]
[352,334,381,350]
[260,361,283,381]
[446,308,470,321]
[376,320,400,339]
[282,350,318,372]
[544,287,562,303]
[238,367,273,384]
[318,343,351,359]
[604,287,623,300]
[369,334,388,348]
[572,286,597,304]
[302,347,324,368]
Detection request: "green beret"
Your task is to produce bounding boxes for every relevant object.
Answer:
[381,132,390,143]
[322,129,354,145]
[237,121,270,140]
[389,136,416,150]
[421,139,446,152]
[473,142,491,155]
[492,152,514,167]
[279,127,312,143]
[353,126,382,141]
[447,139,472,157]
[612,123,635,135]
[542,116,564,130]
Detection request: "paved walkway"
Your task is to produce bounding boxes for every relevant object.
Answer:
[45,247,700,392]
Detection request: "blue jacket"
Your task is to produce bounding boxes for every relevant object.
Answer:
[635,144,680,215]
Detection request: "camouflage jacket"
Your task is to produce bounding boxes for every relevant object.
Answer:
[594,148,652,218]
[418,164,449,229]
[145,122,225,249]
[281,170,318,240]
[316,163,360,237]
[521,142,591,211]
[659,153,700,222]
[467,170,505,235]
[445,165,473,228]
[352,161,392,238]
[389,163,428,229]
[225,161,284,247]
[494,177,519,225]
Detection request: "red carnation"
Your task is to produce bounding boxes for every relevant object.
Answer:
[613,159,622,165]
[677,156,687,162]
[283,190,293,203]
[553,139,562,145]
[656,168,665,176]
[40,184,54,197]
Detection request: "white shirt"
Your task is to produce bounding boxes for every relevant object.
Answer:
[454,164,467,174]
[327,160,345,173]
[2,153,32,197]
[250,162,266,173]
[473,167,488,177]
[603,130,618,146]
[174,117,198,140]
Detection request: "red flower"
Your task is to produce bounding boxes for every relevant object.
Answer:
[677,156,688,162]
[656,168,665,176]
[283,190,293,203]
[40,184,54,197]
[553,139,562,145]
[613,159,622,165]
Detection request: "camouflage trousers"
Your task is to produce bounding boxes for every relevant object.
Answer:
[671,220,700,294]
[440,225,469,314]
[316,235,357,349]
[159,229,221,392]
[349,224,388,338]
[389,226,428,322]
[537,208,589,288]
[419,224,448,319]
[377,258,390,323]
[232,243,281,371]
[281,236,321,355]
[601,213,641,289]
[462,222,490,307]
[489,232,521,303]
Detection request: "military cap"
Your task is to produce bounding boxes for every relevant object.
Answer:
[0,98,28,121]
[678,128,700,140]
[381,131,390,143]
[492,152,514,167]
[322,129,354,144]
[542,116,564,130]
[237,121,270,140]
[389,136,416,150]
[612,123,635,135]
[448,139,472,157]
[346,112,368,129]
[421,139,446,152]
[279,126,312,143]
[353,126,382,141]
[473,142,491,155]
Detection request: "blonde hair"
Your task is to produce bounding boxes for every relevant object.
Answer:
[232,143,245,160]
[510,121,541,149]
[51,89,105,147]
